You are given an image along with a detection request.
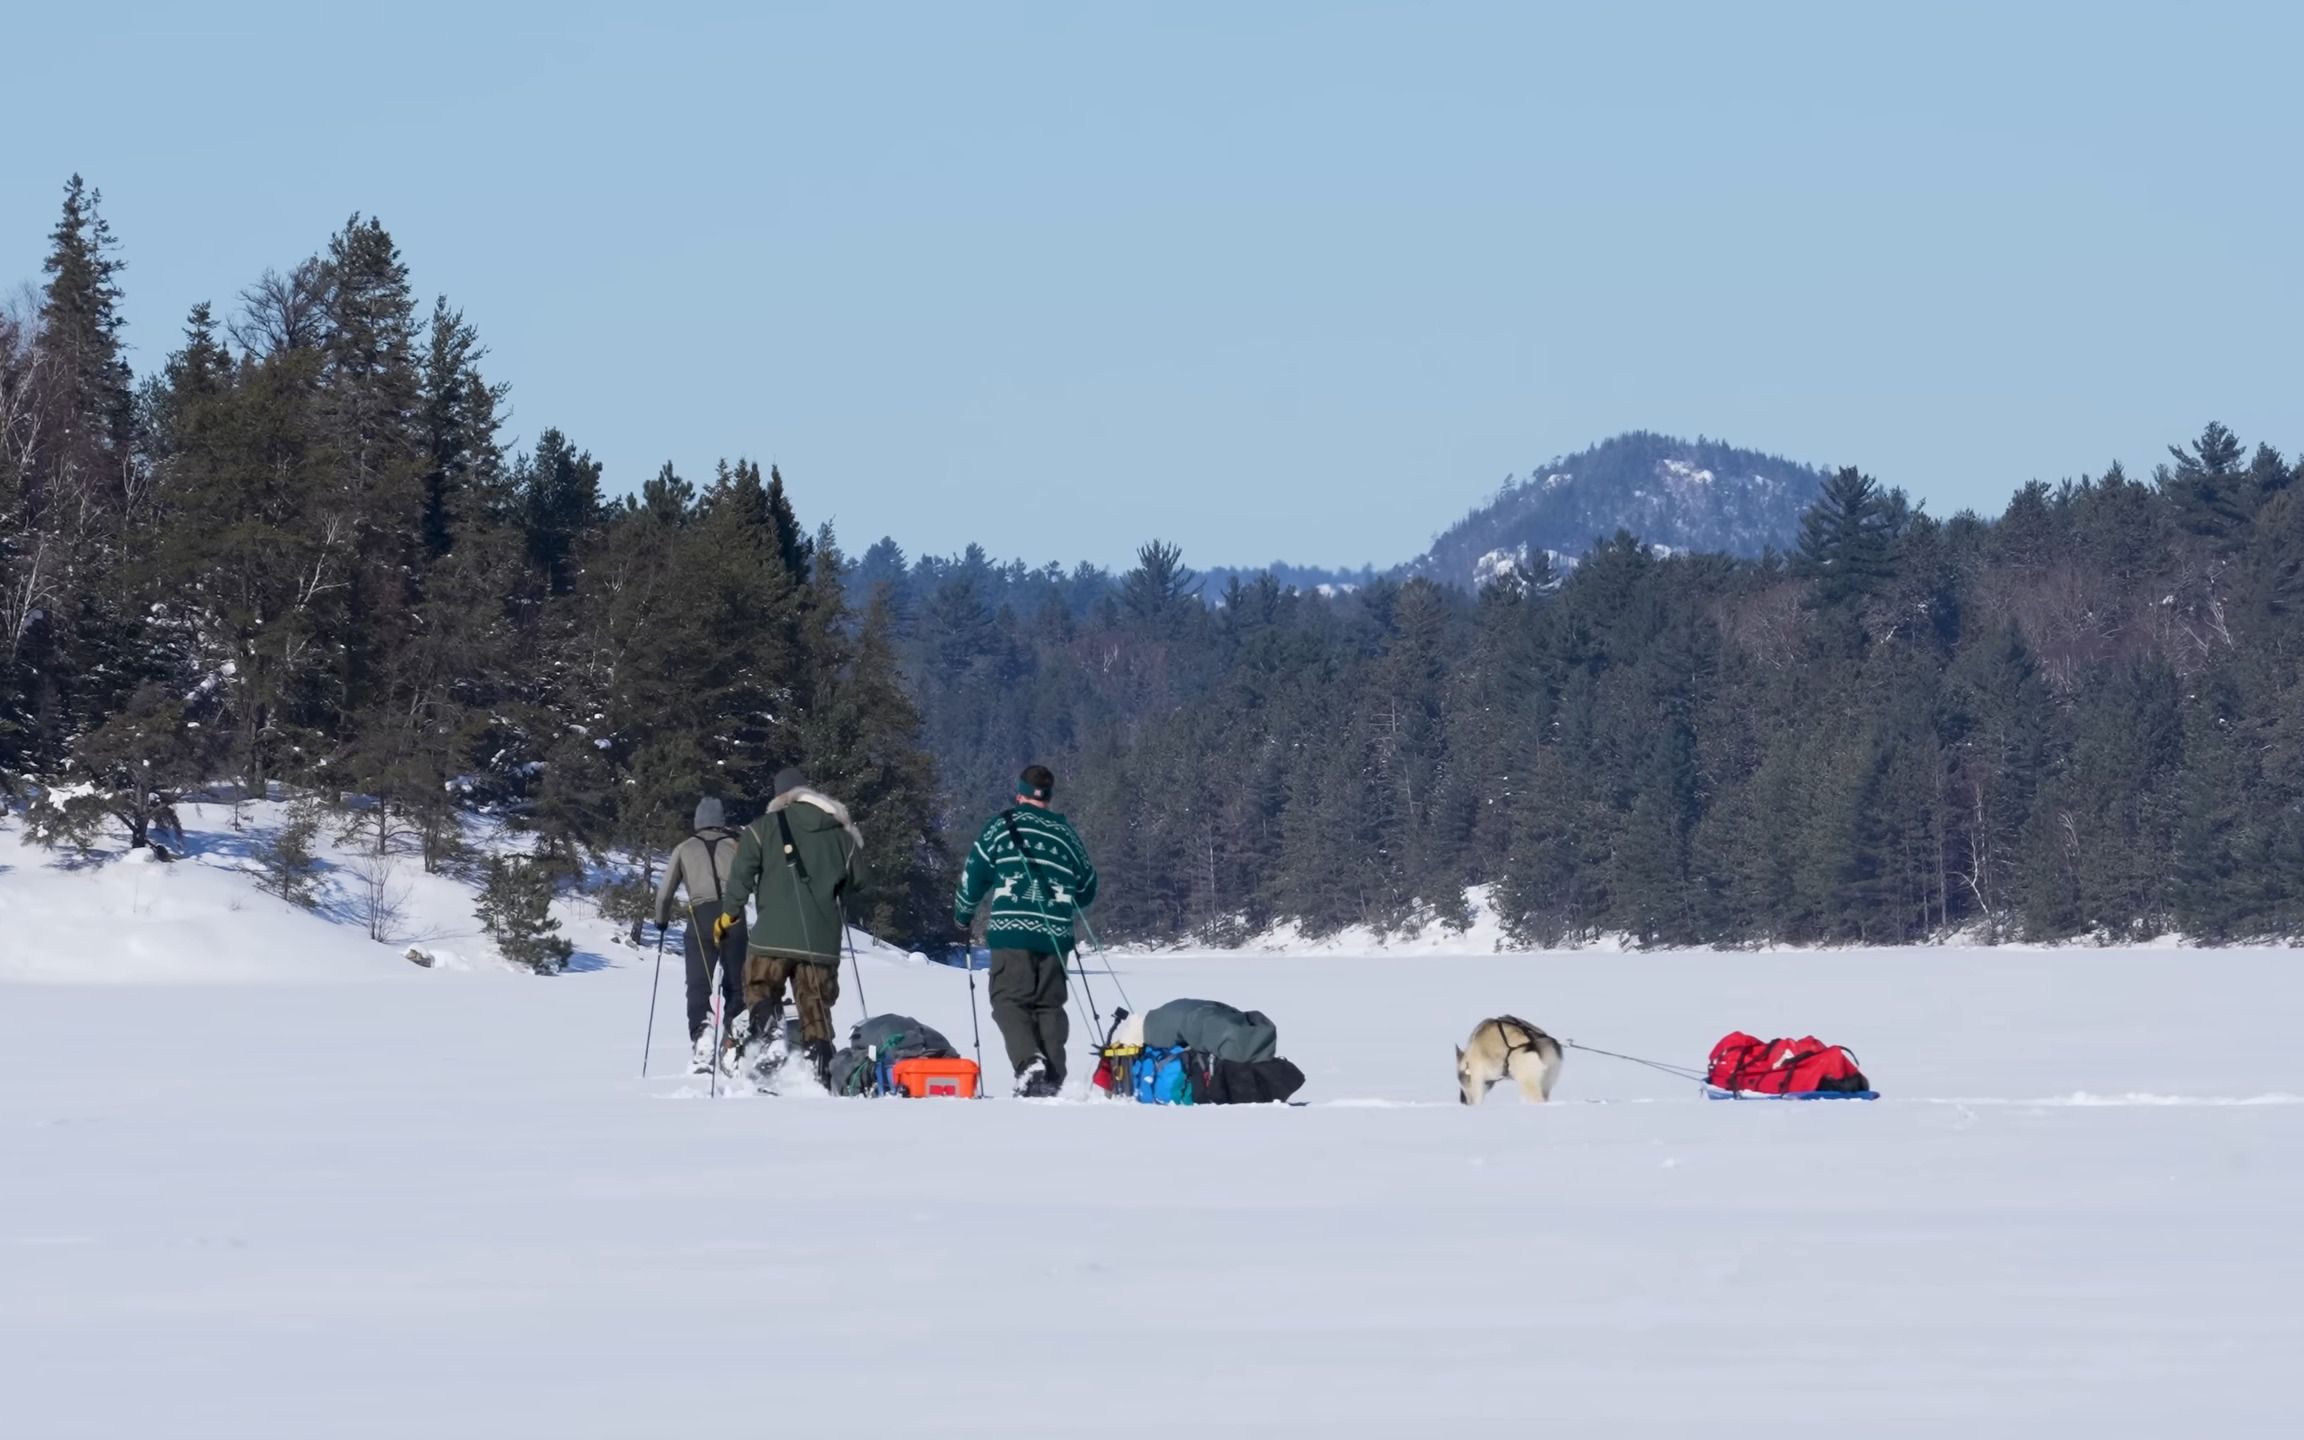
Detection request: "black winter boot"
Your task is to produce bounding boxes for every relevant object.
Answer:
[807,1039,834,1091]
[1016,1057,1059,1098]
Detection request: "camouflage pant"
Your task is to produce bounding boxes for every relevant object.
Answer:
[744,954,841,1047]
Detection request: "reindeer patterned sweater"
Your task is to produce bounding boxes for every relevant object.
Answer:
[953,806,1099,954]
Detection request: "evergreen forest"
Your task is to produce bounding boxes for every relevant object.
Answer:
[7,180,2300,949]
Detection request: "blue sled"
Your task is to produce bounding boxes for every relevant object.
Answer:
[1705,1086,1879,1102]
[934,945,992,971]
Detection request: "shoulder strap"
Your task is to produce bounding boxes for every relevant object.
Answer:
[1001,808,1056,900]
[999,808,1033,872]
[774,809,809,881]
[688,828,737,907]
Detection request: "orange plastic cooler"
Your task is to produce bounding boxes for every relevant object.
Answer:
[886,1057,980,1098]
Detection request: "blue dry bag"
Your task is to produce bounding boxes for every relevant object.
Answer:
[1132,1046,1196,1105]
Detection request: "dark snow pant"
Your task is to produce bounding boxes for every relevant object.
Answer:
[745,955,840,1049]
[989,948,1070,1085]
[684,908,746,1042]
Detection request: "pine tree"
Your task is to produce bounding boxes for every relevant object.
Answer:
[2158,421,2252,548]
[764,463,813,582]
[317,215,427,735]
[519,428,604,594]
[1943,625,2051,935]
[1121,540,1202,627]
[259,797,326,907]
[2051,659,2181,937]
[1795,467,1896,648]
[56,682,209,856]
[34,176,137,509]
[7,177,146,760]
[146,308,335,796]
[419,297,507,558]
[682,458,804,801]
[804,583,953,940]
[478,855,573,973]
[1363,578,1459,922]
[637,461,693,525]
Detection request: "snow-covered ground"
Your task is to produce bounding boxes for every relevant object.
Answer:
[4,807,2300,1436]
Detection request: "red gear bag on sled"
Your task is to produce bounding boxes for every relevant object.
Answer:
[1705,1031,1875,1098]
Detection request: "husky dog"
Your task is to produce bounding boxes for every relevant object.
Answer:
[1456,1016,1563,1105]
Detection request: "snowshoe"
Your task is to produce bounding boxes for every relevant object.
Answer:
[690,1032,716,1075]
[746,1033,792,1084]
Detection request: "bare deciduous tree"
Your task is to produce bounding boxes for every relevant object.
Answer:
[229,258,331,358]
[350,851,411,944]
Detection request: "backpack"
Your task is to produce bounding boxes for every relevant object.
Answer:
[825,1044,878,1097]
[1706,1031,1870,1095]
[827,1014,961,1097]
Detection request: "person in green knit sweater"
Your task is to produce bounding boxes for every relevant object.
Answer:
[953,764,1099,1097]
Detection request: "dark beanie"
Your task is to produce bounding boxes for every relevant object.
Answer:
[773,766,810,797]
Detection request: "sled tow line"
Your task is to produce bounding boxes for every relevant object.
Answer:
[1559,1039,1709,1084]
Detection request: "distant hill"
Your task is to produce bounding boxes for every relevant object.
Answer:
[1404,432,1825,588]
[878,433,1827,610]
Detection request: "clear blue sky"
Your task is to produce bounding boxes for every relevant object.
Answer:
[6,1,2298,570]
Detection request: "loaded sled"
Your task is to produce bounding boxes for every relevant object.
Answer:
[823,1014,981,1098]
[1092,1001,1307,1106]
[1701,1031,1876,1101]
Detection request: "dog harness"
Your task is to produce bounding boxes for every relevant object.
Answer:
[1493,1016,1550,1075]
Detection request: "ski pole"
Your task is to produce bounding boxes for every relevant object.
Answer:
[640,922,668,1076]
[1072,907,1130,1010]
[1060,948,1102,1079]
[1069,942,1105,1036]
[965,952,988,1098]
[840,904,870,1022]
[709,987,725,1100]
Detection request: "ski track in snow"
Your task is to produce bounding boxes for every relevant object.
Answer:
[4,804,2303,1437]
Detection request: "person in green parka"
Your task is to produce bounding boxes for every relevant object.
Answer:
[953,764,1099,1097]
[716,765,865,1086]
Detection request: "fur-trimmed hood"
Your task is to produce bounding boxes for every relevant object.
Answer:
[768,785,865,851]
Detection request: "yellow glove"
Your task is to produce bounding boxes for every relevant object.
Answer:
[712,912,736,946]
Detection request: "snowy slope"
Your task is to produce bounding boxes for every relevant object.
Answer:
[3,809,2300,1437]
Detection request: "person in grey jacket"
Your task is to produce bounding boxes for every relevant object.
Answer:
[653,797,746,1073]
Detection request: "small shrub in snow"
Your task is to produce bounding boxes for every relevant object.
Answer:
[260,800,326,908]
[593,867,654,945]
[478,856,572,974]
